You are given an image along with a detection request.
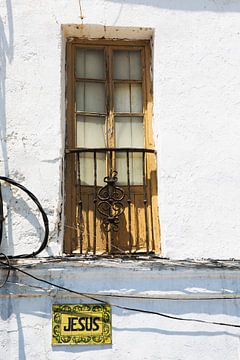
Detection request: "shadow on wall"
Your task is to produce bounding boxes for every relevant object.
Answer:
[106,0,240,12]
[0,0,14,176]
[0,293,240,358]
[0,2,45,258]
[0,1,15,256]
[0,184,44,256]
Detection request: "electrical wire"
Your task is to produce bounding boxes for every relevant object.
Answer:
[7,281,240,301]
[0,258,105,303]
[0,253,10,287]
[0,176,49,258]
[78,0,84,21]
[1,258,240,329]
[4,270,240,301]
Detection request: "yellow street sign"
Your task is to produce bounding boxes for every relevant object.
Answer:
[52,304,111,345]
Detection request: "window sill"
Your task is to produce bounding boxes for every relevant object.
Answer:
[6,256,240,271]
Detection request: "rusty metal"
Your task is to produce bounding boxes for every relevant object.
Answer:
[76,153,83,254]
[126,151,132,252]
[69,148,156,255]
[93,151,97,255]
[142,151,149,254]
[67,147,156,154]
[97,170,125,233]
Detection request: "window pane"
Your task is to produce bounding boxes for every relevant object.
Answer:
[115,117,144,148]
[116,152,143,185]
[130,51,142,80]
[79,153,105,186]
[115,152,126,185]
[113,51,142,80]
[131,152,143,185]
[115,116,144,185]
[131,84,143,113]
[76,82,105,113]
[114,83,130,112]
[76,48,105,79]
[76,116,106,148]
[114,84,142,113]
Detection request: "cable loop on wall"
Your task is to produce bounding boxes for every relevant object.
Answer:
[0,253,10,287]
[0,176,49,258]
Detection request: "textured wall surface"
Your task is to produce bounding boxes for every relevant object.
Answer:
[1,2,240,358]
[1,0,240,259]
[1,260,240,360]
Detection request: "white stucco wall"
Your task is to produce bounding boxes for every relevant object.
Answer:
[1,2,240,358]
[1,260,240,360]
[1,0,240,259]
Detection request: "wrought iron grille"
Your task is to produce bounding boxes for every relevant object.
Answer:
[66,148,157,256]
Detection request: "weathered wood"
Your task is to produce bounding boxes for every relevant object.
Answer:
[65,40,160,255]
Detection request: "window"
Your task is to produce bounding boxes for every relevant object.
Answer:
[64,39,160,255]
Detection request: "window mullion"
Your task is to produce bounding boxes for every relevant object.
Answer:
[106,46,114,148]
[141,47,147,149]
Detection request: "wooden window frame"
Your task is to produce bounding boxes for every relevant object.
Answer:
[64,38,160,255]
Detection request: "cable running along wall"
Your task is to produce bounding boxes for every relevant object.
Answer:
[0,176,49,258]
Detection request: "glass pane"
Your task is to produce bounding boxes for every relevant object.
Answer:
[131,152,143,185]
[116,152,143,185]
[131,84,142,113]
[115,152,127,185]
[76,116,106,148]
[114,83,130,112]
[130,51,142,80]
[113,51,142,80]
[79,153,105,186]
[115,116,144,185]
[114,84,142,113]
[76,82,105,113]
[115,117,144,148]
[76,48,105,79]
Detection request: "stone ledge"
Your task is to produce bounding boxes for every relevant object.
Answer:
[3,256,240,271]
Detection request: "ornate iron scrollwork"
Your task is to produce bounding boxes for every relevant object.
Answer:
[97,171,125,232]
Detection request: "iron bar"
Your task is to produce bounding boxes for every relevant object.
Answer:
[126,151,132,253]
[142,151,149,254]
[67,147,156,154]
[109,150,113,176]
[149,165,155,250]
[109,150,113,254]
[93,151,97,255]
[76,153,83,254]
[71,148,156,255]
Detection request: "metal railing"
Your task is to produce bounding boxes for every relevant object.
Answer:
[66,148,157,255]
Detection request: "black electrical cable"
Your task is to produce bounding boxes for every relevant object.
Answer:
[6,277,240,301]
[1,258,240,329]
[0,258,105,304]
[0,176,49,258]
[0,253,10,288]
